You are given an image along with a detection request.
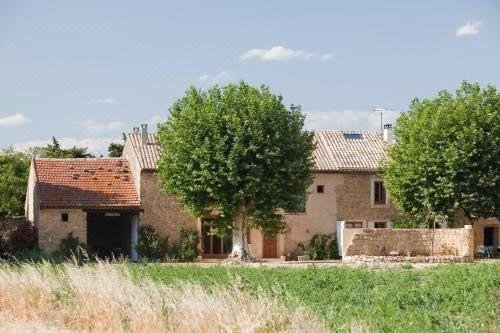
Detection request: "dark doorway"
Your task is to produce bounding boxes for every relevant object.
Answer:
[263,233,278,258]
[484,227,497,246]
[87,212,131,259]
[201,220,232,258]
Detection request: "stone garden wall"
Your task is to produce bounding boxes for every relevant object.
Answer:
[344,227,474,261]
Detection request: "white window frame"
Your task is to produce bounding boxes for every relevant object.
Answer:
[344,220,364,229]
[370,177,390,208]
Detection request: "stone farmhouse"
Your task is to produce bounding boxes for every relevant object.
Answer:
[25,124,499,260]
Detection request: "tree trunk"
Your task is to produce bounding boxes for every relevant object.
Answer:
[228,208,254,261]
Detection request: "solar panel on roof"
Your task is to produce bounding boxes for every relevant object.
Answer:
[342,133,363,140]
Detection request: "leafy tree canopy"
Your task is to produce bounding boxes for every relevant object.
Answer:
[382,81,500,225]
[0,148,30,218]
[108,142,124,157]
[28,137,95,158]
[157,82,315,259]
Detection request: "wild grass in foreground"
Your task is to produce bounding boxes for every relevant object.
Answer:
[0,262,326,332]
[129,263,500,332]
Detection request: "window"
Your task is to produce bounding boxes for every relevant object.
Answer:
[372,180,388,206]
[345,221,363,228]
[317,185,324,193]
[374,221,387,229]
[61,213,69,222]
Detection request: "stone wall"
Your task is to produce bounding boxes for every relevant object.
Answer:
[139,172,197,243]
[344,228,474,260]
[282,172,401,257]
[335,173,400,222]
[25,161,40,229]
[122,139,142,195]
[472,218,499,247]
[344,255,469,264]
[38,209,87,252]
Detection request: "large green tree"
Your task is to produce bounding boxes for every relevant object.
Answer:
[0,148,30,218]
[39,137,94,158]
[157,82,315,260]
[382,82,500,225]
[108,133,126,157]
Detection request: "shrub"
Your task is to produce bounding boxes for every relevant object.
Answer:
[14,248,63,263]
[0,220,37,258]
[392,219,422,229]
[304,234,340,260]
[59,232,89,262]
[135,225,168,261]
[169,225,199,262]
[9,222,37,252]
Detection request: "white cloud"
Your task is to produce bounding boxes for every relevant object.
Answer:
[197,71,233,84]
[198,74,210,82]
[239,45,334,62]
[94,97,118,104]
[81,120,125,135]
[304,109,401,131]
[14,137,119,156]
[148,114,167,126]
[0,113,32,127]
[455,21,482,37]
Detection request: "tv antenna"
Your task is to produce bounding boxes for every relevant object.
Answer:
[373,107,397,132]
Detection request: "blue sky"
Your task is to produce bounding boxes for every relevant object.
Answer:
[1,1,499,155]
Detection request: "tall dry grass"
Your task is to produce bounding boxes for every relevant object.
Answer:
[0,262,327,332]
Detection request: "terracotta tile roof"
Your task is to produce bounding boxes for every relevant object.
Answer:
[126,130,388,173]
[33,158,141,209]
[127,133,160,170]
[314,131,388,172]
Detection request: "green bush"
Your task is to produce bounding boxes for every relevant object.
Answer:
[59,232,89,262]
[14,248,63,263]
[392,219,422,229]
[135,225,168,261]
[304,234,340,260]
[169,225,199,262]
[0,220,37,258]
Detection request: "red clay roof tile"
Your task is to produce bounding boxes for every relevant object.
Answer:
[33,158,140,209]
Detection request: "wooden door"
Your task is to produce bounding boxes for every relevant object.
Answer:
[263,233,277,258]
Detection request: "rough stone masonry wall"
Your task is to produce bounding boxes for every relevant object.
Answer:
[345,228,474,260]
[335,173,400,222]
[139,172,197,243]
[37,209,87,252]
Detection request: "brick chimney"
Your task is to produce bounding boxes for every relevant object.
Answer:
[140,124,148,145]
[383,124,393,143]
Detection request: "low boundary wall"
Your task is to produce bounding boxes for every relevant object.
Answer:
[343,227,474,261]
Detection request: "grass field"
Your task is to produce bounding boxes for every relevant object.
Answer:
[0,261,498,332]
[130,263,500,332]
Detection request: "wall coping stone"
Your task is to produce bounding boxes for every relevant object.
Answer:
[344,255,471,263]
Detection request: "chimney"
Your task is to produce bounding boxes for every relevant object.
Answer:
[140,124,148,145]
[383,124,393,143]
